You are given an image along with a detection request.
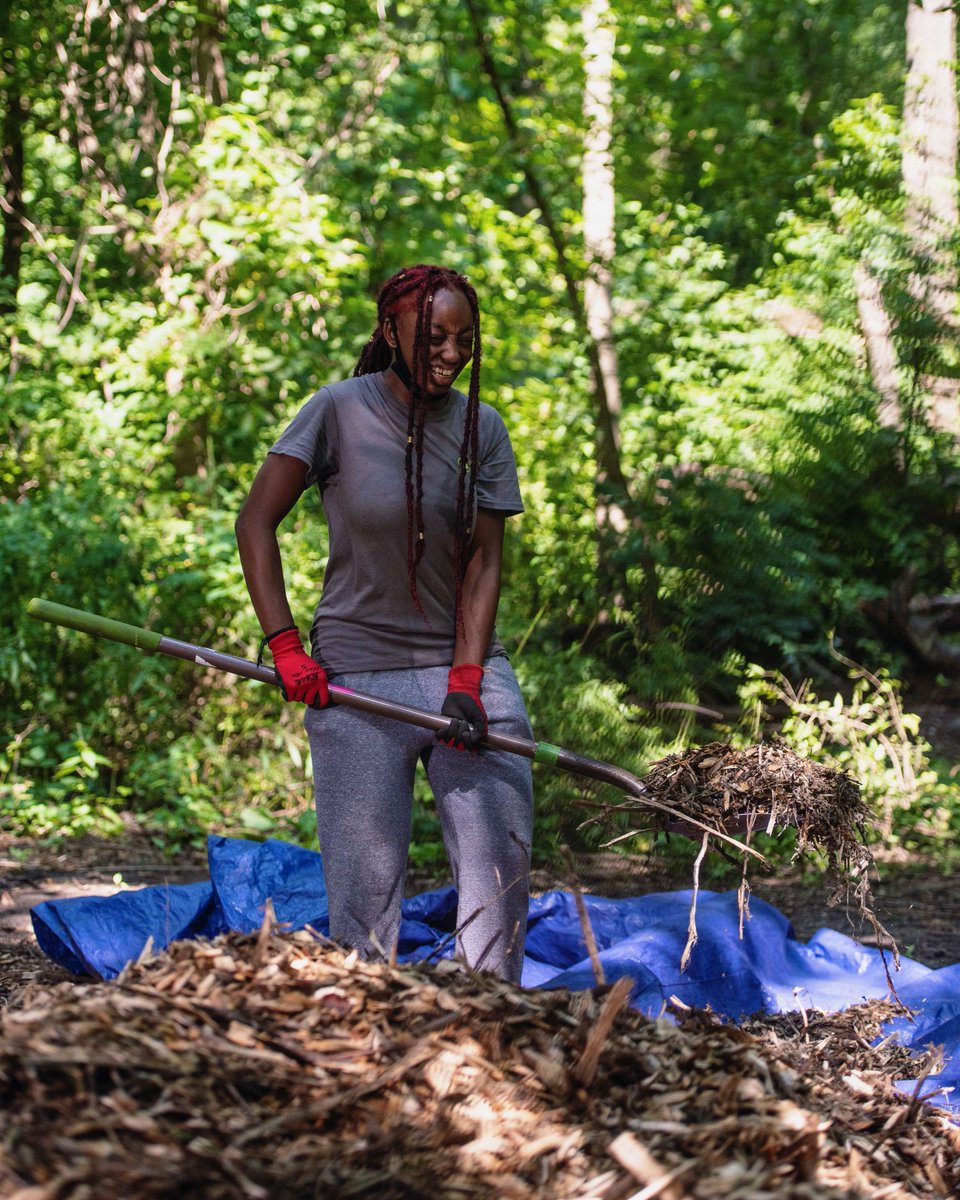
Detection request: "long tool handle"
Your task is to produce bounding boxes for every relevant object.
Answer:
[26,599,634,782]
[27,598,761,856]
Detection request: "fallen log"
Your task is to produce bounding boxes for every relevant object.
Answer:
[861,566,960,676]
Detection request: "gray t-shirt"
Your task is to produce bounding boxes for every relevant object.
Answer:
[269,371,523,674]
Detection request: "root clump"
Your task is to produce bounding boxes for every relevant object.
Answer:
[642,741,871,889]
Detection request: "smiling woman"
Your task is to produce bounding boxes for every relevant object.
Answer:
[353,266,484,625]
[234,264,534,983]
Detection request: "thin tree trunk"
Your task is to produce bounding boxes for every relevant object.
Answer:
[463,0,660,636]
[580,0,657,633]
[903,0,959,435]
[854,261,901,430]
[462,0,628,497]
[0,6,25,325]
[582,0,622,493]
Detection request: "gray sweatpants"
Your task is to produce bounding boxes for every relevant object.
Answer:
[303,656,534,982]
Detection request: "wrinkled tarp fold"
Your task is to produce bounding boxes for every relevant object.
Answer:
[31,836,959,1114]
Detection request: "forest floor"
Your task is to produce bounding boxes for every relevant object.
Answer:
[3,687,960,994]
[3,785,960,1194]
[2,829,959,1002]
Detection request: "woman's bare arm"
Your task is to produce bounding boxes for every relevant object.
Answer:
[453,508,506,667]
[235,454,311,635]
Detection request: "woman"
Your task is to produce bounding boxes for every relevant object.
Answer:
[235,264,533,982]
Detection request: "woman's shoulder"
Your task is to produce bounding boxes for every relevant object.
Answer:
[319,374,369,399]
[293,374,378,422]
[475,398,513,442]
[306,375,367,406]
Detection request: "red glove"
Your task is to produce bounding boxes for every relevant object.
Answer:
[264,626,329,707]
[438,663,487,752]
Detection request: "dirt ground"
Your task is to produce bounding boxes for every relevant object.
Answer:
[6,685,960,994]
[2,827,959,1003]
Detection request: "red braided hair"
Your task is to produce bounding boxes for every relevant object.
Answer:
[354,265,482,634]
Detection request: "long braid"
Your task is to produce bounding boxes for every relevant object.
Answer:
[402,394,425,620]
[354,265,483,633]
[410,284,435,575]
[453,286,482,636]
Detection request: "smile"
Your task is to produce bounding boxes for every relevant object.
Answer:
[431,367,456,380]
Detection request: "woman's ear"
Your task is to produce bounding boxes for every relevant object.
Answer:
[383,317,398,349]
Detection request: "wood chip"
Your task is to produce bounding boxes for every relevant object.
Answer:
[0,931,957,1198]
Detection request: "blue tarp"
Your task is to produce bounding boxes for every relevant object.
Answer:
[31,835,960,1115]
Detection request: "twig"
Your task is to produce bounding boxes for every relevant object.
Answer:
[55,231,89,331]
[422,868,527,964]
[737,814,754,939]
[561,845,604,985]
[655,701,724,720]
[613,785,767,862]
[253,897,277,965]
[573,975,633,1087]
[679,832,710,973]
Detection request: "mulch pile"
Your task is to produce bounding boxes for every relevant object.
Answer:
[0,940,70,1006]
[580,742,890,960]
[638,742,869,873]
[2,925,958,1199]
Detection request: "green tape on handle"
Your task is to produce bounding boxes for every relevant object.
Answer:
[27,599,162,654]
[533,741,562,766]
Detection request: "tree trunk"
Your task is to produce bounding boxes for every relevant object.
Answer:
[462,0,628,495]
[581,0,658,634]
[192,0,228,106]
[0,6,25,325]
[582,0,622,491]
[854,261,901,431]
[463,0,659,638]
[903,0,959,435]
[862,566,960,677]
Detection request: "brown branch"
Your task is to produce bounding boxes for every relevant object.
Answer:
[155,74,182,211]
[461,0,628,496]
[0,194,79,294]
[55,230,89,331]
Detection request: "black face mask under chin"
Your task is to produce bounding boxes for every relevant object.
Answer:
[389,318,413,389]
[390,351,413,389]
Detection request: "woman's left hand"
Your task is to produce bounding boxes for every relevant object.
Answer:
[438,663,487,752]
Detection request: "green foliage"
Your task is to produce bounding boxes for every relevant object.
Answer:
[0,728,126,838]
[3,0,960,864]
[512,644,676,856]
[739,658,943,845]
[616,0,904,281]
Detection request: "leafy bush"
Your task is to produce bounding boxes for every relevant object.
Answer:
[738,655,947,848]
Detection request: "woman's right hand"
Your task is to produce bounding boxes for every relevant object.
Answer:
[266,627,329,707]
